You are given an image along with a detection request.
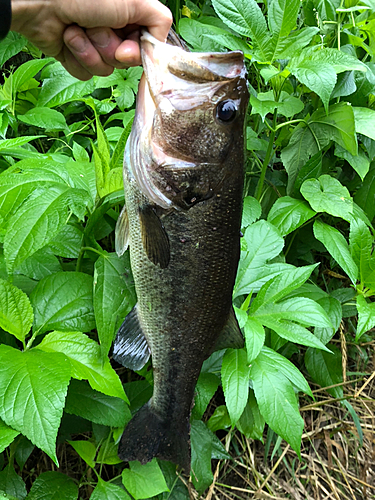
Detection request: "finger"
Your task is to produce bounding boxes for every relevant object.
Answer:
[86,27,137,68]
[114,30,141,67]
[59,46,94,80]
[63,25,114,77]
[126,0,173,42]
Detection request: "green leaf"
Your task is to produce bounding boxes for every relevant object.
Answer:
[244,317,265,363]
[91,478,131,500]
[16,248,62,281]
[267,196,316,236]
[293,152,322,196]
[289,61,337,111]
[305,345,343,398]
[236,389,265,441]
[0,136,43,152]
[68,440,96,468]
[268,0,300,61]
[0,346,71,464]
[0,465,26,500]
[192,373,220,420]
[353,106,375,140]
[122,459,169,500]
[190,420,213,493]
[207,405,231,433]
[354,163,375,221]
[6,59,51,95]
[4,185,74,273]
[281,103,357,193]
[26,471,78,500]
[349,219,374,290]
[356,295,375,341]
[0,278,33,342]
[314,296,342,345]
[30,272,95,335]
[0,419,19,454]
[221,348,250,425]
[234,220,285,297]
[212,0,271,61]
[313,220,358,284]
[38,76,95,107]
[250,351,304,456]
[179,18,225,51]
[241,196,261,228]
[335,144,370,181]
[48,225,84,259]
[18,108,67,131]
[0,32,27,66]
[301,174,353,221]
[250,91,304,121]
[38,330,128,401]
[96,437,122,465]
[94,252,136,357]
[65,379,131,427]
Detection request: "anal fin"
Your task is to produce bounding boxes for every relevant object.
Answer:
[139,205,170,268]
[113,305,150,370]
[115,204,129,257]
[212,307,244,352]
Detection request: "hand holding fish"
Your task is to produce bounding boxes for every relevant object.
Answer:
[8,0,172,80]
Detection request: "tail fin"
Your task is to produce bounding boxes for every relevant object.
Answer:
[118,402,191,471]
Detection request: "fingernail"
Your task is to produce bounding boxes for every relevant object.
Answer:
[89,31,110,48]
[68,35,87,53]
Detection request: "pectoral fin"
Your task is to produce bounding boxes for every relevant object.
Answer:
[139,206,170,268]
[113,306,150,371]
[115,205,129,257]
[212,307,244,352]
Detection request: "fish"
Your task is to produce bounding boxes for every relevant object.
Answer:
[113,30,249,471]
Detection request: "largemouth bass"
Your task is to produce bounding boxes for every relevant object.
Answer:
[113,30,249,471]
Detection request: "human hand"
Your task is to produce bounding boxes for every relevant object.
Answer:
[10,0,172,80]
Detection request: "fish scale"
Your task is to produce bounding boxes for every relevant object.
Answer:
[113,30,249,470]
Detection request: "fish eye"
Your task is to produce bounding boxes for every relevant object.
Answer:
[216,100,237,123]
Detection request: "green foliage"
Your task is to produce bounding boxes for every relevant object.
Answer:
[0,0,375,496]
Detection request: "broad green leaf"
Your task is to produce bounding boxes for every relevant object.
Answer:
[0,346,71,464]
[301,174,353,221]
[38,76,95,107]
[354,163,375,221]
[268,197,316,236]
[237,389,265,441]
[16,248,62,281]
[250,352,303,456]
[293,152,322,196]
[30,272,95,335]
[14,436,34,470]
[296,47,368,74]
[349,219,374,290]
[110,118,134,170]
[331,70,356,99]
[0,465,26,500]
[38,330,127,401]
[241,196,261,228]
[313,220,358,284]
[5,58,51,95]
[18,108,67,131]
[204,32,251,55]
[0,278,33,342]
[0,136,42,152]
[212,0,271,61]
[192,372,220,420]
[259,347,312,396]
[335,144,370,180]
[122,459,169,500]
[281,103,357,193]
[48,225,83,259]
[356,295,375,340]
[289,61,337,111]
[91,478,131,500]
[268,0,300,61]
[72,141,90,162]
[353,106,375,140]
[68,440,96,468]
[190,420,213,493]
[234,220,284,297]
[305,345,343,398]
[26,471,78,500]
[250,91,304,121]
[221,348,250,425]
[179,18,225,51]
[314,296,342,345]
[94,252,136,357]
[4,185,73,273]
[207,405,231,433]
[251,264,318,310]
[0,32,27,66]
[96,437,122,465]
[273,27,319,60]
[244,317,265,363]
[0,419,19,454]
[65,379,131,427]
